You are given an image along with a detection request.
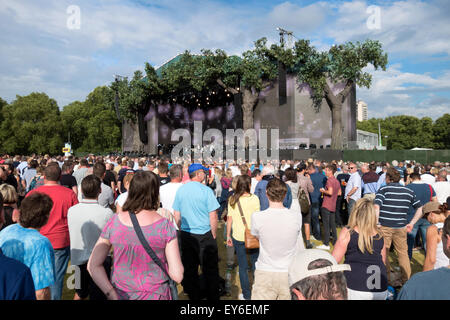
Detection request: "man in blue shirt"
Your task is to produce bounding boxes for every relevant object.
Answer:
[0,192,55,300]
[405,172,437,259]
[254,166,292,211]
[307,164,327,241]
[173,163,220,300]
[0,194,36,300]
[0,248,36,300]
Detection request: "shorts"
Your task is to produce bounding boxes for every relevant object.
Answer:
[301,208,311,224]
[74,256,112,300]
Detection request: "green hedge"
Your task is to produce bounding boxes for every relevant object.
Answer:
[343,150,450,163]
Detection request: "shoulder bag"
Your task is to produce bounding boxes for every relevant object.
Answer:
[237,200,259,249]
[129,211,178,300]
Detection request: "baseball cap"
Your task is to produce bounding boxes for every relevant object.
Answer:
[188,163,209,174]
[423,201,440,214]
[288,249,351,287]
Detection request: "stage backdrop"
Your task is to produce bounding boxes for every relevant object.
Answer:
[122,75,356,155]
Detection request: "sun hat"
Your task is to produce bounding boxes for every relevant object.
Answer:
[288,249,351,287]
[423,201,441,214]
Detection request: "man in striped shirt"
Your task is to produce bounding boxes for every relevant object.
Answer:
[374,168,423,286]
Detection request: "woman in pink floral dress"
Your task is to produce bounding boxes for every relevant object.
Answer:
[88,171,183,300]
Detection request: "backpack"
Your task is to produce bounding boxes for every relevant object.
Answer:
[298,188,310,214]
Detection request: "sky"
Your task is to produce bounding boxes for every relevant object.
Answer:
[0,0,449,120]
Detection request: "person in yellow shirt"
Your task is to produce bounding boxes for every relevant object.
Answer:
[226,175,260,300]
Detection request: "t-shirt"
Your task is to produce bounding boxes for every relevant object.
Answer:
[227,194,260,242]
[309,172,327,203]
[0,224,55,291]
[432,181,450,204]
[103,170,117,188]
[159,182,183,214]
[0,248,36,300]
[251,207,303,272]
[100,215,177,300]
[118,168,134,193]
[406,182,435,221]
[421,173,436,185]
[396,267,450,300]
[254,177,293,210]
[374,183,421,228]
[172,181,220,235]
[60,174,77,190]
[28,185,79,249]
[115,191,128,208]
[336,173,350,195]
[159,176,171,186]
[322,176,340,212]
[23,168,37,191]
[345,172,362,201]
[73,167,88,186]
[68,200,113,266]
[78,182,114,209]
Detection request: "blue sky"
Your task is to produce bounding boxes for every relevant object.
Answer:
[0,0,449,119]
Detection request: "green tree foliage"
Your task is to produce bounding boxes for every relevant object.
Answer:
[357,114,449,150]
[114,38,387,149]
[432,113,450,149]
[61,86,121,154]
[0,93,64,154]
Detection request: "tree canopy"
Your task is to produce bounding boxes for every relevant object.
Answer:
[0,93,64,155]
[113,37,388,149]
[0,87,121,155]
[357,114,450,149]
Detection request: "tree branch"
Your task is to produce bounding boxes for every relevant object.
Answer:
[216,79,239,95]
[323,82,339,110]
[337,80,354,103]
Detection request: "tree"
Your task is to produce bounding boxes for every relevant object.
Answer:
[294,39,388,149]
[0,93,64,154]
[432,113,450,149]
[357,115,439,149]
[61,86,122,154]
[116,37,388,150]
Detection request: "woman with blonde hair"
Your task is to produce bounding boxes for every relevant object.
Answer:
[332,198,388,300]
[0,184,19,231]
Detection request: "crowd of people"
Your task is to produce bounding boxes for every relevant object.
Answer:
[0,153,449,300]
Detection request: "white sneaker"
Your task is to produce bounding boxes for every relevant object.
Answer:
[238,293,245,300]
[316,244,330,250]
[310,235,318,241]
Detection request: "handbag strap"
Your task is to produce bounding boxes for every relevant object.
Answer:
[429,184,433,202]
[237,199,249,229]
[129,211,170,279]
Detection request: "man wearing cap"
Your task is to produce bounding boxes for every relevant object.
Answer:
[173,164,220,300]
[288,249,350,300]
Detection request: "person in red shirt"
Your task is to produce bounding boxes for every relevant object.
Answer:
[27,162,78,300]
[317,164,341,250]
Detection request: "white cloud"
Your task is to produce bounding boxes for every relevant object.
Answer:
[326,0,450,56]
[357,65,450,119]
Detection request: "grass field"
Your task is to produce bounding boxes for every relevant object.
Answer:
[62,222,426,300]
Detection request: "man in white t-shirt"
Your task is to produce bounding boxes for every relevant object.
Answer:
[421,164,436,185]
[68,175,113,300]
[159,164,183,230]
[433,169,450,205]
[251,178,304,300]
